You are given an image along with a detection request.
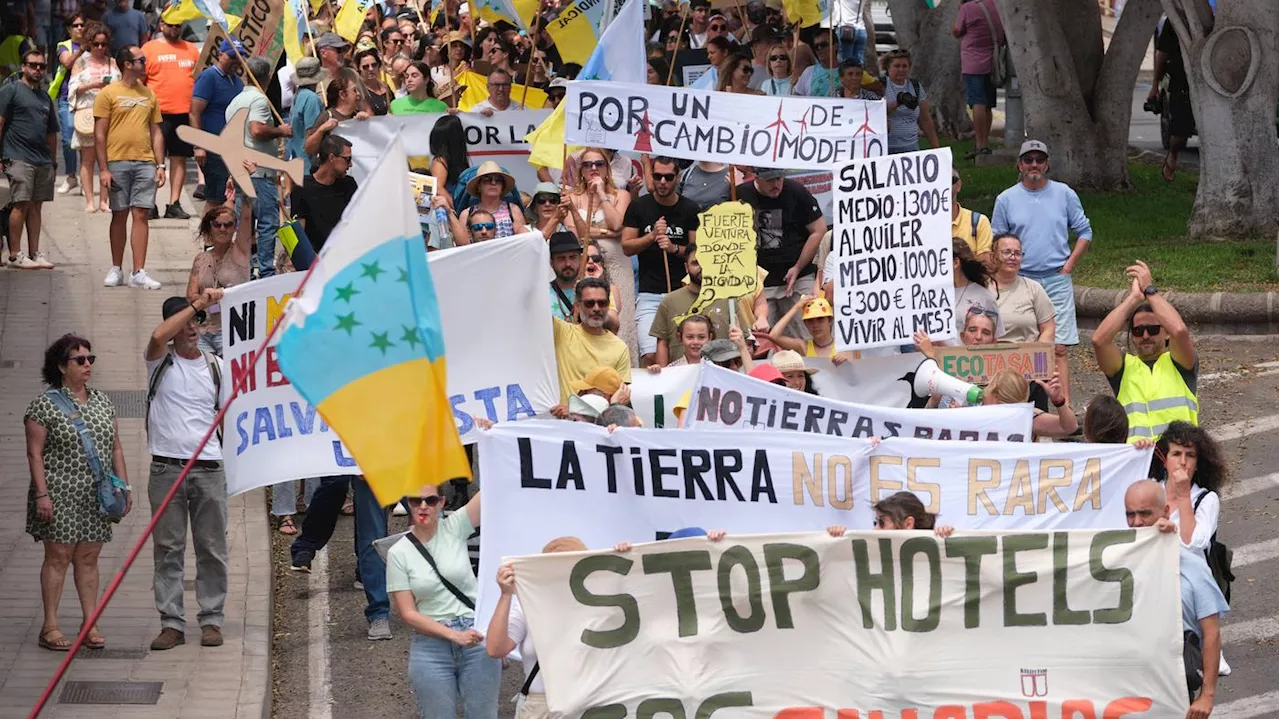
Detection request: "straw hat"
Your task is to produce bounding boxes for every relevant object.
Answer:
[466,161,516,197]
[770,349,817,375]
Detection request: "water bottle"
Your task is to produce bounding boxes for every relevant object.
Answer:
[431,206,452,249]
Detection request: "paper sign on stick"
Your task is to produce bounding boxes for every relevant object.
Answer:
[936,342,1055,385]
[832,147,956,350]
[690,201,757,315]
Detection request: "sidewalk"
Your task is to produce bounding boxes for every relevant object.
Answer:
[0,178,272,718]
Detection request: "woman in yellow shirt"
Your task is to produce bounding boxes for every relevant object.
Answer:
[763,296,853,363]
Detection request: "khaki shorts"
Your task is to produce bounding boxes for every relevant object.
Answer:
[4,159,55,203]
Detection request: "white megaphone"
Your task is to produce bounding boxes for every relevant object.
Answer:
[913,358,984,405]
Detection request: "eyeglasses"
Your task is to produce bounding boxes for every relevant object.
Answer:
[470,222,496,232]
[1130,324,1162,337]
[1021,154,1048,165]
[68,355,97,366]
[25,62,46,69]
[211,219,235,229]
[130,56,146,64]
[580,299,609,308]
[336,154,352,163]
[489,81,511,89]
[581,160,607,169]
[768,54,788,61]
[998,249,1023,258]
[360,62,379,70]
[407,495,443,508]
[534,195,558,205]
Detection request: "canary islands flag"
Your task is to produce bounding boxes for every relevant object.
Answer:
[276,137,470,504]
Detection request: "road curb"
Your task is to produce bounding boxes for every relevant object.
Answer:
[1075,285,1279,331]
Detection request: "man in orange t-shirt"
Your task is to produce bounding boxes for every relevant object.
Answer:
[142,17,198,219]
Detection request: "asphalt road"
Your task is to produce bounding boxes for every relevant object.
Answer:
[270,333,1279,719]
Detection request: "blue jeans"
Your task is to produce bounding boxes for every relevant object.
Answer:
[407,617,501,719]
[351,478,389,622]
[56,97,76,174]
[838,26,867,65]
[635,292,664,357]
[270,478,319,516]
[290,476,351,561]
[236,175,279,277]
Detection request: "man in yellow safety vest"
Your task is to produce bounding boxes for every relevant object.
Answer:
[1092,259,1198,442]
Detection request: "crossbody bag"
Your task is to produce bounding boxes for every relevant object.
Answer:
[44,389,130,522]
[975,0,1009,86]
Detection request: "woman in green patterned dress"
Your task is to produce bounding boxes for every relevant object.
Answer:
[25,334,132,651]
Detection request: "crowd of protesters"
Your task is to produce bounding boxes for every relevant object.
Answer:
[5,0,1235,716]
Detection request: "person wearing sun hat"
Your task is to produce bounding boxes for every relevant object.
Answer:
[528,181,569,236]
[766,295,854,363]
[770,348,818,393]
[432,32,472,104]
[452,160,528,239]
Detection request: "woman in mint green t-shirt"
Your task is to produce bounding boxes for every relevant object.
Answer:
[387,484,498,718]
[390,61,449,115]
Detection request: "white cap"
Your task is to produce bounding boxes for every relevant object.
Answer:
[459,2,470,13]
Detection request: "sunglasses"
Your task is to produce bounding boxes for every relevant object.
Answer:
[967,306,1000,319]
[1130,324,1162,337]
[71,22,85,27]
[581,160,607,169]
[1021,154,1049,165]
[26,62,46,69]
[709,23,725,30]
[489,82,512,89]
[360,62,379,70]
[534,195,559,204]
[769,54,788,61]
[68,354,97,366]
[470,222,496,232]
[581,299,609,308]
[388,37,404,43]
[951,176,960,184]
[91,41,108,47]
[586,254,603,263]
[479,175,504,184]
[211,219,235,229]
[407,495,443,508]
[652,172,676,182]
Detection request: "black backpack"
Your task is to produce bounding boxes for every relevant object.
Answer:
[1193,490,1235,603]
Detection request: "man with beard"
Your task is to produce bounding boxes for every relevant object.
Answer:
[649,244,768,366]
[1091,260,1197,442]
[552,277,631,403]
[992,140,1093,405]
[290,135,357,252]
[547,231,581,321]
[622,155,700,367]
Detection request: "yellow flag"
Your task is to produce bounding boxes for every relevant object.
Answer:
[544,3,597,65]
[335,0,373,42]
[282,12,305,62]
[781,0,822,28]
[227,13,243,30]
[161,0,204,24]
[523,103,583,170]
[456,69,547,111]
[310,0,326,11]
[510,0,539,28]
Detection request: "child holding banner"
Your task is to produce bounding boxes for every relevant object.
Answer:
[763,296,853,363]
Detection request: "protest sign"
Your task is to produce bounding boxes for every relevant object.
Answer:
[475,421,1153,626]
[509,529,1185,718]
[192,22,230,79]
[665,49,711,87]
[337,110,550,188]
[630,364,699,429]
[684,362,1032,440]
[194,0,285,77]
[407,172,437,226]
[565,81,887,170]
[832,147,956,350]
[222,233,558,495]
[689,201,757,315]
[937,342,1055,386]
[789,168,833,221]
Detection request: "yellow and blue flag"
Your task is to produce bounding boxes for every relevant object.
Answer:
[276,137,471,505]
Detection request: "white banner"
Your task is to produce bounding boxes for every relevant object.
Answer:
[833,147,956,350]
[630,364,699,429]
[565,81,887,170]
[475,422,1153,626]
[336,110,550,187]
[509,530,1185,717]
[221,233,558,495]
[806,353,926,407]
[684,362,1032,441]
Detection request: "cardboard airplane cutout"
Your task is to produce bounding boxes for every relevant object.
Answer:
[176,108,305,199]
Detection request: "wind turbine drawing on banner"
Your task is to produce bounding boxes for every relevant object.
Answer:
[176,109,306,199]
[765,101,790,162]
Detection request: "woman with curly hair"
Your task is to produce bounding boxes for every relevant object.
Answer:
[25,334,131,651]
[185,201,252,356]
[1152,421,1227,553]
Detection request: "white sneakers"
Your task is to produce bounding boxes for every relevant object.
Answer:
[103,267,162,289]
[129,269,161,290]
[6,252,52,270]
[56,176,78,195]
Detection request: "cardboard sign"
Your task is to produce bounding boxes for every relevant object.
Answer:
[192,21,231,79]
[936,342,1055,386]
[195,0,286,77]
[831,147,956,350]
[690,201,757,315]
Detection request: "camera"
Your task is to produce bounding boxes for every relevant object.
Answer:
[897,92,919,111]
[1143,96,1162,115]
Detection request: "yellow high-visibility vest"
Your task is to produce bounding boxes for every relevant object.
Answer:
[1116,352,1198,442]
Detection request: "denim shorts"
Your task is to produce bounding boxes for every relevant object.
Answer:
[1031,272,1079,346]
[106,160,157,211]
[963,73,997,108]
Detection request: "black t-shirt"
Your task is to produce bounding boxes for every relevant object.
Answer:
[292,173,359,251]
[1028,382,1050,413]
[1156,19,1187,92]
[736,179,823,287]
[623,194,702,295]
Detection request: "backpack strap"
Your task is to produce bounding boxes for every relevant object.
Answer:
[145,352,176,432]
[147,350,224,442]
[44,388,105,481]
[406,532,476,610]
[1191,489,1216,542]
[521,662,541,695]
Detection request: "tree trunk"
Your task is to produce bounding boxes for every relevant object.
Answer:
[995,0,1161,190]
[885,0,972,139]
[1160,0,1278,239]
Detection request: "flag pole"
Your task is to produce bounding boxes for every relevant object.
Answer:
[517,0,545,109]
[664,3,689,86]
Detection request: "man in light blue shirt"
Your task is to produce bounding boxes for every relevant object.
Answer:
[1124,480,1225,716]
[287,58,326,176]
[992,139,1092,404]
[226,56,291,278]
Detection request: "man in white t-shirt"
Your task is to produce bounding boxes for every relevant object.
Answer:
[144,291,229,651]
[471,68,513,115]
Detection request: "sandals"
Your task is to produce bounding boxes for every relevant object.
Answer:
[39,628,72,652]
[278,515,298,536]
[340,499,354,516]
[83,625,106,649]
[1161,154,1177,182]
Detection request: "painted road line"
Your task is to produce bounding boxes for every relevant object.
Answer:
[309,547,333,719]
[1224,473,1279,501]
[1215,691,1279,719]
[1201,361,1280,385]
[1222,616,1278,645]
[1210,415,1280,444]
[1230,538,1279,569]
